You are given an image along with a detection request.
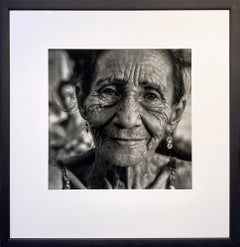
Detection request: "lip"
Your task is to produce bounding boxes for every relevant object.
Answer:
[106,136,145,146]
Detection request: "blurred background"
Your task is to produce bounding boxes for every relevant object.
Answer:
[49,50,191,163]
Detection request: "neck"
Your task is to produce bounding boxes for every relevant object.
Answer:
[89,152,156,189]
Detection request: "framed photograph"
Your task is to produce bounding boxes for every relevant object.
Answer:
[1,0,240,246]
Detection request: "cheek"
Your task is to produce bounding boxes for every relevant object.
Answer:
[83,96,117,128]
[141,108,171,139]
[140,108,172,153]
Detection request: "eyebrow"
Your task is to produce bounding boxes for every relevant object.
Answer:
[139,80,167,94]
[95,77,127,87]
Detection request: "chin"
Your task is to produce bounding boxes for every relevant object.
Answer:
[99,148,148,167]
[94,135,156,167]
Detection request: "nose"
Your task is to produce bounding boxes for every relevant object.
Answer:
[113,96,142,129]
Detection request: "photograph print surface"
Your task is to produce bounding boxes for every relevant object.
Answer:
[49,49,191,190]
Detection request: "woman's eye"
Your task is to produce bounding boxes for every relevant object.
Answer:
[141,89,166,110]
[145,92,159,101]
[98,86,120,103]
[102,88,116,96]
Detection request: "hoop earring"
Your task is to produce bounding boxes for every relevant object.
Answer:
[166,131,173,150]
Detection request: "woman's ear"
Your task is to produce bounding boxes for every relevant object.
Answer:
[167,66,191,133]
[75,84,86,119]
[167,99,187,132]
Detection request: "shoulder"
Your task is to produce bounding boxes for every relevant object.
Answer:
[174,158,192,189]
[58,149,95,178]
[49,149,95,189]
[152,153,192,189]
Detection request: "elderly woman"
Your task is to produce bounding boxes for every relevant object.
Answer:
[49,49,191,189]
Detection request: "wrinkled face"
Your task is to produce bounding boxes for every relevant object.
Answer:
[83,50,175,167]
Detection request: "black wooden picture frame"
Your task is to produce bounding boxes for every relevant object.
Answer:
[1,0,240,246]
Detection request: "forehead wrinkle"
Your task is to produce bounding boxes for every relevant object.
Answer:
[95,50,173,91]
[139,63,171,80]
[98,58,132,81]
[138,64,171,93]
[94,68,125,88]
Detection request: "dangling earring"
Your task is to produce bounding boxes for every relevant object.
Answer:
[85,117,89,133]
[166,131,173,150]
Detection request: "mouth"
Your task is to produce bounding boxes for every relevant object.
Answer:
[105,136,146,147]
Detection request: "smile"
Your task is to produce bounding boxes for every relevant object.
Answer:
[107,136,145,146]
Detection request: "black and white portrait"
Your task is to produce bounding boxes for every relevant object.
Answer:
[49,49,191,189]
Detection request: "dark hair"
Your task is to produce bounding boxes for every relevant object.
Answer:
[70,49,186,106]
